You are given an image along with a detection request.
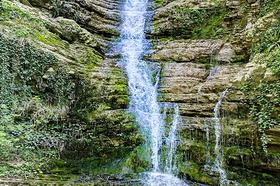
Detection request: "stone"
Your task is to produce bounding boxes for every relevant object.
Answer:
[150,39,224,62]
[266,126,280,147]
[247,0,257,4]
[226,1,240,9]
[215,43,235,63]
[2,0,280,184]
[46,17,98,47]
[48,17,81,42]
[19,0,32,6]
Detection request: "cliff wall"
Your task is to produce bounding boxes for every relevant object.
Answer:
[148,0,280,185]
[0,0,141,182]
[0,0,279,185]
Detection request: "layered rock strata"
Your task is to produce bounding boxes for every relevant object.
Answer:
[148,0,280,185]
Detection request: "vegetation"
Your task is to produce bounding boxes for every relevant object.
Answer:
[0,0,141,180]
[151,3,230,40]
[0,0,279,184]
[241,19,280,153]
[259,0,280,15]
[162,7,226,39]
[0,34,140,181]
[0,34,75,178]
[0,0,65,48]
[244,19,280,129]
[253,19,280,75]
[1,1,43,35]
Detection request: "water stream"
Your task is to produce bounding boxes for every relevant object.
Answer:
[204,122,211,170]
[119,0,187,185]
[213,89,228,185]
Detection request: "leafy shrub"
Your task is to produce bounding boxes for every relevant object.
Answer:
[0,35,75,107]
[0,34,76,176]
[253,20,280,55]
[241,79,280,153]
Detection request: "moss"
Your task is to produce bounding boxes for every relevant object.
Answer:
[178,161,215,185]
[232,54,247,63]
[224,146,250,161]
[36,32,63,46]
[152,5,228,39]
[192,11,226,39]
[13,27,31,37]
[124,144,149,173]
[187,142,208,165]
[83,46,103,68]
[0,0,140,182]
[227,166,279,185]
[48,143,147,177]
[0,0,45,36]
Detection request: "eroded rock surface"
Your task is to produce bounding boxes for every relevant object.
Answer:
[149,0,280,184]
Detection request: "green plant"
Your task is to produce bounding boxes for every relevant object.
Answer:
[251,83,280,129]
[0,34,76,177]
[0,0,45,31]
[156,6,227,39]
[266,48,280,76]
[243,20,280,139]
[241,80,280,153]
[253,20,280,54]
[36,32,63,46]
[259,0,280,15]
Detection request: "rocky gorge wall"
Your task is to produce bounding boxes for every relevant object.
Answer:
[0,0,280,185]
[0,0,142,183]
[147,0,280,185]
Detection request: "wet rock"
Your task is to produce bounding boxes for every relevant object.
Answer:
[24,0,120,36]
[225,1,240,9]
[247,0,257,4]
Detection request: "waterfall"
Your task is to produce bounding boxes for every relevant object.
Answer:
[213,89,227,185]
[119,0,187,185]
[164,104,180,174]
[120,0,162,172]
[204,122,211,169]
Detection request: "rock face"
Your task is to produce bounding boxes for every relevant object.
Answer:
[24,0,120,36]
[148,0,280,185]
[1,0,280,185]
[0,0,141,179]
[150,39,224,62]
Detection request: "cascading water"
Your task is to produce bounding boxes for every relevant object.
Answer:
[119,0,187,185]
[120,0,162,173]
[204,121,211,169]
[213,89,228,185]
[164,104,180,174]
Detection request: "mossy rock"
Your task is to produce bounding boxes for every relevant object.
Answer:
[178,162,216,185]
